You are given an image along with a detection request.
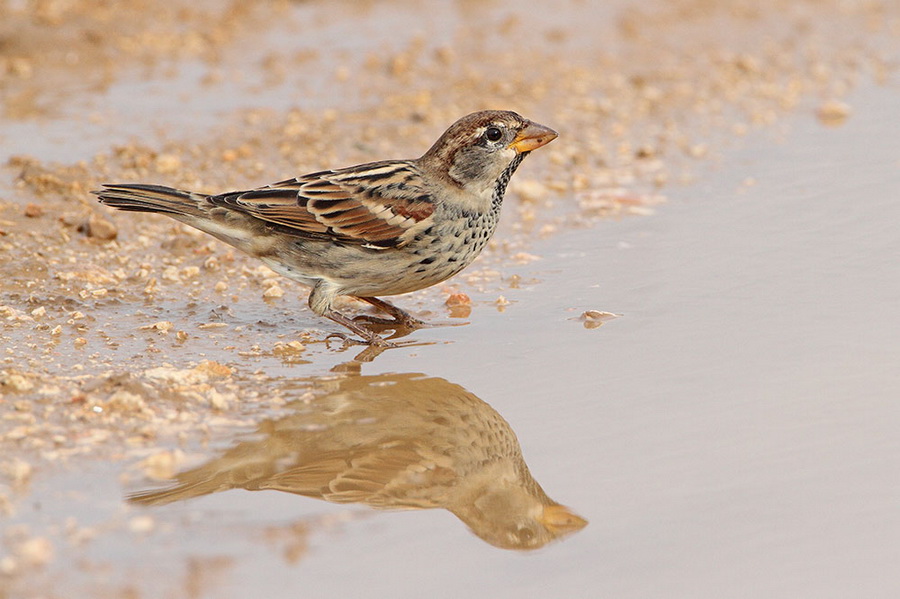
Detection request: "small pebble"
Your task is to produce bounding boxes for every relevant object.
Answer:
[140,321,174,333]
[24,203,44,218]
[18,537,54,567]
[445,292,471,307]
[817,100,851,126]
[79,213,118,240]
[580,310,620,329]
[128,515,156,534]
[263,283,285,298]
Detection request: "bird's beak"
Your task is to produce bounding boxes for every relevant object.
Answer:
[509,121,558,153]
[540,504,588,535]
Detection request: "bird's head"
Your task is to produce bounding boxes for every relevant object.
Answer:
[452,483,587,550]
[420,110,557,203]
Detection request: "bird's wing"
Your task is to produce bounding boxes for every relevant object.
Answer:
[257,443,455,509]
[208,161,437,248]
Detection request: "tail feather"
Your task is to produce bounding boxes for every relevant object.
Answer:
[127,479,227,507]
[93,183,208,219]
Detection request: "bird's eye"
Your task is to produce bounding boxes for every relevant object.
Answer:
[484,126,503,142]
[517,527,535,542]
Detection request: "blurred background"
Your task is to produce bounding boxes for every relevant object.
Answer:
[1,1,898,598]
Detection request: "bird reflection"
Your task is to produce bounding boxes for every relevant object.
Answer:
[129,372,587,550]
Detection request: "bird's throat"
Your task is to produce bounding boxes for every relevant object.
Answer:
[492,152,527,212]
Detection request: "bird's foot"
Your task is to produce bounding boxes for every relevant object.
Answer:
[352,313,428,329]
[354,297,432,330]
[325,331,397,349]
[324,331,437,363]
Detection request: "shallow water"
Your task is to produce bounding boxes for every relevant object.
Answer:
[2,1,899,597]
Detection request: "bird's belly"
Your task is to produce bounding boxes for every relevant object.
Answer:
[338,253,472,297]
[340,222,495,296]
[259,257,322,289]
[257,243,460,297]
[259,214,494,298]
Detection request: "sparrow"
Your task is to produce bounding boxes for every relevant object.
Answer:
[93,110,557,346]
[129,372,587,550]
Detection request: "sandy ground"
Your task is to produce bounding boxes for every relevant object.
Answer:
[1,1,899,597]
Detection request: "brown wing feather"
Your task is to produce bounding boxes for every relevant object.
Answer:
[257,444,447,509]
[208,161,436,248]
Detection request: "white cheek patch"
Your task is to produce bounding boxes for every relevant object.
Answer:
[498,146,516,162]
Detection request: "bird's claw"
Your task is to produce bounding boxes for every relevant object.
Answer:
[325,331,397,349]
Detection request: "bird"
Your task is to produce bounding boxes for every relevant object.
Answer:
[93,110,557,346]
[129,372,587,550]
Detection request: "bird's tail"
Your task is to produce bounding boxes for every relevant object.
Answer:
[127,479,225,507]
[93,183,209,219]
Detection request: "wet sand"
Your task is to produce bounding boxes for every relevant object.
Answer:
[1,1,899,597]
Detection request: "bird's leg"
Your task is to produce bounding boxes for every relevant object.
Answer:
[325,309,396,348]
[353,296,428,329]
